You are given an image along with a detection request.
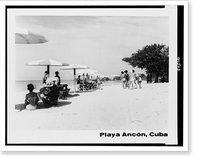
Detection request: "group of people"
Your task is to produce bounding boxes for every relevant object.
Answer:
[120,69,142,89]
[23,71,62,111]
[23,82,61,111]
[24,71,103,110]
[42,71,61,86]
[77,73,101,91]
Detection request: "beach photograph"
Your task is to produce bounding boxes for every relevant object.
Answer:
[5,6,179,146]
[13,15,169,131]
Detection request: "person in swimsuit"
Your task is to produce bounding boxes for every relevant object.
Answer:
[120,71,126,89]
[24,84,39,111]
[129,69,137,89]
[124,70,130,89]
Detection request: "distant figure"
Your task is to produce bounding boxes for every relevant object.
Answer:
[96,76,102,89]
[86,73,89,80]
[85,73,90,84]
[42,71,49,85]
[82,73,85,84]
[137,73,142,89]
[124,70,130,88]
[146,73,152,83]
[77,75,83,90]
[120,71,126,89]
[24,84,39,111]
[146,74,149,83]
[55,71,61,85]
[129,69,137,89]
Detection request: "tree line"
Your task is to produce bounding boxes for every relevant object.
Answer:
[122,43,169,83]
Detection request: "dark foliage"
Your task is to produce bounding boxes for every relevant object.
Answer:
[122,43,169,83]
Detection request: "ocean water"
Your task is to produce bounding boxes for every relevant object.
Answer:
[15,80,74,92]
[15,80,121,92]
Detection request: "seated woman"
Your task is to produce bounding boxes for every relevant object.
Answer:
[39,82,60,108]
[24,84,39,111]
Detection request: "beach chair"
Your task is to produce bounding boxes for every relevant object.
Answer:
[58,84,70,99]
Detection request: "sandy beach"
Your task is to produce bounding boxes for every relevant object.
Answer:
[13,82,168,130]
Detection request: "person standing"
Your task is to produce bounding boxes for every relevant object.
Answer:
[96,76,102,89]
[55,71,61,85]
[120,71,126,89]
[42,71,49,85]
[82,73,85,84]
[137,73,142,89]
[86,73,89,81]
[129,69,137,89]
[124,70,130,89]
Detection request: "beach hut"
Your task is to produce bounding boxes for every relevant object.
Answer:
[28,58,69,75]
[60,64,90,93]
[15,28,48,44]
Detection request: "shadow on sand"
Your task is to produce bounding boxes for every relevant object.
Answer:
[75,90,97,94]
[15,101,72,111]
[15,93,81,111]
[67,93,80,98]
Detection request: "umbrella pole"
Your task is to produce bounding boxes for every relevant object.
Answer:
[74,68,76,93]
[47,65,50,75]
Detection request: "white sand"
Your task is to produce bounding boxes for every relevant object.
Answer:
[12,82,168,130]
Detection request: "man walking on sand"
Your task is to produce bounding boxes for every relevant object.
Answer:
[124,70,130,89]
[129,69,137,89]
[120,71,126,89]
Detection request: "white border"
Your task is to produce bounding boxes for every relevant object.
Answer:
[0,1,188,151]
[8,7,177,146]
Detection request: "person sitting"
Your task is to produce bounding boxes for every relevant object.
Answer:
[40,82,60,108]
[55,71,61,85]
[24,84,39,111]
[47,84,60,105]
[77,75,84,91]
[59,84,70,99]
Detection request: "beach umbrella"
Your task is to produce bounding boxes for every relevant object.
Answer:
[15,28,48,44]
[60,64,89,92]
[28,58,69,75]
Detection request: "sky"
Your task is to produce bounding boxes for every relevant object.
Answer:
[15,16,169,81]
